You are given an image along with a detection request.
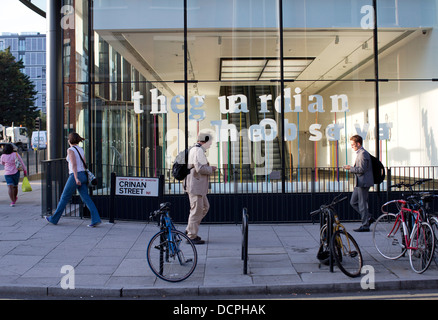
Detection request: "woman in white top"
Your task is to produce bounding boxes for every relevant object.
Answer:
[45,132,101,227]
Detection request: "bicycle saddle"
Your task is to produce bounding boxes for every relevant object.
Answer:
[159,202,171,210]
[420,192,435,202]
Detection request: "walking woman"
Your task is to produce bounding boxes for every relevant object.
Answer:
[1,144,27,207]
[45,132,101,227]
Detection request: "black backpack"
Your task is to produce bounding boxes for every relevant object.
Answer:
[171,146,198,181]
[370,154,385,185]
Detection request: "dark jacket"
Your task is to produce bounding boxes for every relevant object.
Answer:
[350,147,374,187]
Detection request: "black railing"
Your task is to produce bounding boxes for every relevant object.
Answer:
[40,161,438,223]
[11,149,47,178]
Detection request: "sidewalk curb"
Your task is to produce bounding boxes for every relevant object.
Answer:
[3,278,438,299]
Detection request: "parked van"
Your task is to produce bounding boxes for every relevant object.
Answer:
[31,131,47,149]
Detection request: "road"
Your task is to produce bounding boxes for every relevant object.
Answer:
[139,288,438,301]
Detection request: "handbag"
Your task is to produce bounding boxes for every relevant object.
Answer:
[72,146,98,186]
[15,153,23,171]
[22,176,32,192]
[86,169,97,186]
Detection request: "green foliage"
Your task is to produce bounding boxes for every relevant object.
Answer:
[0,47,39,129]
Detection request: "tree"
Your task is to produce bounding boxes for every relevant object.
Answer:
[0,47,39,129]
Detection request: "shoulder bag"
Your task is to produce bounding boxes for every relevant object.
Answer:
[15,152,23,171]
[72,146,98,186]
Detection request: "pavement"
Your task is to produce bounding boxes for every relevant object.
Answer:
[1,178,438,300]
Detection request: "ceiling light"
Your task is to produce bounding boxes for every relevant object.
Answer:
[220,58,313,81]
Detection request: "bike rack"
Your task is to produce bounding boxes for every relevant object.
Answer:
[317,210,335,273]
[241,207,249,275]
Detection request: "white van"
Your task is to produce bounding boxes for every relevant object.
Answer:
[31,131,47,149]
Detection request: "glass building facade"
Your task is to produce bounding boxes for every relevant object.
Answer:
[37,0,438,221]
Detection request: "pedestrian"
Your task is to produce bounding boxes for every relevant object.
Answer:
[1,143,27,207]
[343,135,375,232]
[184,132,217,244]
[45,132,101,227]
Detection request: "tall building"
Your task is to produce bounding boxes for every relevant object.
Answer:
[22,0,438,222]
[0,32,46,113]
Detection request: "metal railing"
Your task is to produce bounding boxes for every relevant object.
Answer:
[41,158,85,219]
[83,164,438,195]
[40,160,437,222]
[13,148,47,178]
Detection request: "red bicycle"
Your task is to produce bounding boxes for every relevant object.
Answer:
[373,198,435,274]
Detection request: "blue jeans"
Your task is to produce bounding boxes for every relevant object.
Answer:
[48,171,101,225]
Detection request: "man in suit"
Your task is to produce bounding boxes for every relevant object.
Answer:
[343,135,375,232]
[184,132,217,244]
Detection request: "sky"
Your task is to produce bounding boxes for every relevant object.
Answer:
[0,1,46,34]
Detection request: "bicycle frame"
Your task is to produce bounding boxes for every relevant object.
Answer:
[382,199,423,251]
[159,212,181,259]
[318,207,353,264]
[330,209,355,256]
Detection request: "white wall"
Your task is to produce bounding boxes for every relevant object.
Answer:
[315,28,438,168]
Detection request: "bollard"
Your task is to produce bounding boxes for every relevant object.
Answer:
[241,208,249,274]
[109,172,116,223]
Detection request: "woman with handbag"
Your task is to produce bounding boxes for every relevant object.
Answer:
[45,132,101,227]
[0,143,27,207]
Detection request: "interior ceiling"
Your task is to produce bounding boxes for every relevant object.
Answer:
[96,28,420,98]
[219,57,315,81]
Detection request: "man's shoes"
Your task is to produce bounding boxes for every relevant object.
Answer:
[354,226,370,232]
[369,217,376,225]
[188,236,205,245]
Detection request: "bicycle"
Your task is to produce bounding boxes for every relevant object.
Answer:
[373,180,435,273]
[146,202,197,282]
[418,192,438,267]
[392,179,438,268]
[310,194,363,278]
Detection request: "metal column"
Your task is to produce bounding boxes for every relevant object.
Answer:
[46,0,63,160]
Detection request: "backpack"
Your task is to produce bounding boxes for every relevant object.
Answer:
[171,146,198,181]
[370,154,385,184]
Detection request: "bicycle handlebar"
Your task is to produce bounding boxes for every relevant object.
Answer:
[389,178,432,190]
[149,202,171,220]
[309,195,348,216]
[381,193,438,214]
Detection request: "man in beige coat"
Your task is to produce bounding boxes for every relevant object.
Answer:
[185,132,217,244]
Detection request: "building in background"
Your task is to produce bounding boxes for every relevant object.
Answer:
[0,32,46,113]
[22,0,438,222]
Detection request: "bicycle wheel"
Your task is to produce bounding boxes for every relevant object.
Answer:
[409,222,435,274]
[373,213,406,260]
[429,217,438,267]
[330,230,363,277]
[147,229,197,282]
